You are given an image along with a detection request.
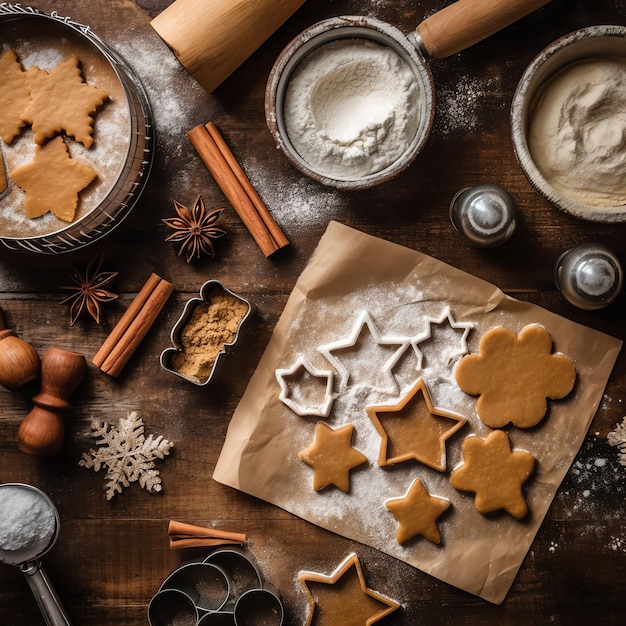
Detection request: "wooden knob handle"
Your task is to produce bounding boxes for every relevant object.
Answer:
[416,0,552,59]
[18,347,86,456]
[0,307,40,389]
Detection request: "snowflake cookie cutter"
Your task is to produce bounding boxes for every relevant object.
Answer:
[318,310,410,394]
[276,357,335,417]
[160,280,254,386]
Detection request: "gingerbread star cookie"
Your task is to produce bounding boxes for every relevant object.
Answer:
[366,378,466,471]
[450,430,536,519]
[21,56,108,147]
[0,150,7,194]
[10,136,97,222]
[298,553,400,626]
[385,478,451,545]
[455,324,576,429]
[298,422,367,492]
[0,49,30,144]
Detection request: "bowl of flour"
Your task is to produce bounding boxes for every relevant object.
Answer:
[511,25,626,222]
[266,17,435,190]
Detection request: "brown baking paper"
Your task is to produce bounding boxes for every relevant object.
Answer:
[213,221,621,604]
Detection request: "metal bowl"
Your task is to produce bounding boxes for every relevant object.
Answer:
[511,25,626,222]
[0,5,153,253]
[265,16,434,190]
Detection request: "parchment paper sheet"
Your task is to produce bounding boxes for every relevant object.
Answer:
[213,221,622,604]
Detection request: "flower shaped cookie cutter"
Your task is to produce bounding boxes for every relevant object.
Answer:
[148,547,284,626]
[160,280,253,386]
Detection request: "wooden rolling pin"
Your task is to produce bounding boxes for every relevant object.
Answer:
[151,0,307,93]
[416,0,553,59]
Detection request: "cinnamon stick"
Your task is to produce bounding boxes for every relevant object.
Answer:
[168,519,246,550]
[205,122,289,249]
[187,123,288,257]
[93,274,174,377]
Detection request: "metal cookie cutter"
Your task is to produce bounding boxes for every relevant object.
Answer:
[160,280,254,386]
[148,548,284,626]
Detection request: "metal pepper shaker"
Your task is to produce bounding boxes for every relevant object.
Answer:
[449,184,516,247]
[554,243,623,310]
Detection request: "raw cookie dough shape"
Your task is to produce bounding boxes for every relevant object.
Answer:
[298,552,400,626]
[21,56,108,148]
[455,324,576,429]
[366,378,466,471]
[385,477,451,545]
[10,135,96,222]
[450,430,536,519]
[276,357,334,417]
[411,306,473,373]
[0,49,30,143]
[318,310,410,394]
[298,422,367,492]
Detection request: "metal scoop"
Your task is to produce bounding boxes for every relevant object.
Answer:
[0,483,71,626]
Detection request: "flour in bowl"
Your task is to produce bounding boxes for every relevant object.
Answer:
[528,56,626,207]
[284,39,421,180]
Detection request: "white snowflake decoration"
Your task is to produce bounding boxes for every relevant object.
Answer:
[79,411,174,500]
[608,416,626,467]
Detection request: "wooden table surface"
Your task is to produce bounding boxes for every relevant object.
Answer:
[1,0,626,624]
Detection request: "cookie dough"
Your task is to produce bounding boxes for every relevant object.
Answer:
[0,50,29,143]
[22,56,108,147]
[367,378,466,471]
[450,430,536,519]
[455,324,576,429]
[385,478,450,545]
[298,553,400,626]
[298,422,367,492]
[10,135,96,221]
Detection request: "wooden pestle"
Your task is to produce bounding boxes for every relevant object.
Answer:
[18,346,86,456]
[0,307,40,390]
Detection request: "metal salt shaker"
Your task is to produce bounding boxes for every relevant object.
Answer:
[554,243,623,310]
[449,184,516,247]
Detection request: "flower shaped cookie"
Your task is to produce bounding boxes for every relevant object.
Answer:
[455,324,576,429]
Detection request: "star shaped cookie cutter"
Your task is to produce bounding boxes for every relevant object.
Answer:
[318,310,410,394]
[410,305,473,372]
[276,357,335,417]
[298,552,400,626]
[366,378,466,471]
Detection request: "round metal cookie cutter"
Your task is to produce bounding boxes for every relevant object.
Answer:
[511,24,626,222]
[0,4,153,253]
[266,0,552,190]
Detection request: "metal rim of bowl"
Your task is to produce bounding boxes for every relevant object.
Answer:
[265,16,435,191]
[0,4,154,253]
[510,24,626,223]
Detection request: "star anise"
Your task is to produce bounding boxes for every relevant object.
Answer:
[60,255,118,326]
[162,195,226,263]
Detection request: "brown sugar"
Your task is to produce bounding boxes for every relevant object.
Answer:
[170,290,249,383]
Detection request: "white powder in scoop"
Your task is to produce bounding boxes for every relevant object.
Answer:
[284,39,421,180]
[0,486,56,564]
[528,56,626,207]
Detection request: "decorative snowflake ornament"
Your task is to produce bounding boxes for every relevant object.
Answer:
[79,411,174,500]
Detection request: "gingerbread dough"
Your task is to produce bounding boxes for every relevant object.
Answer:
[10,136,97,222]
[455,324,576,429]
[298,553,400,626]
[385,478,450,545]
[450,430,536,519]
[0,50,30,144]
[298,422,367,492]
[366,378,466,471]
[22,56,108,147]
